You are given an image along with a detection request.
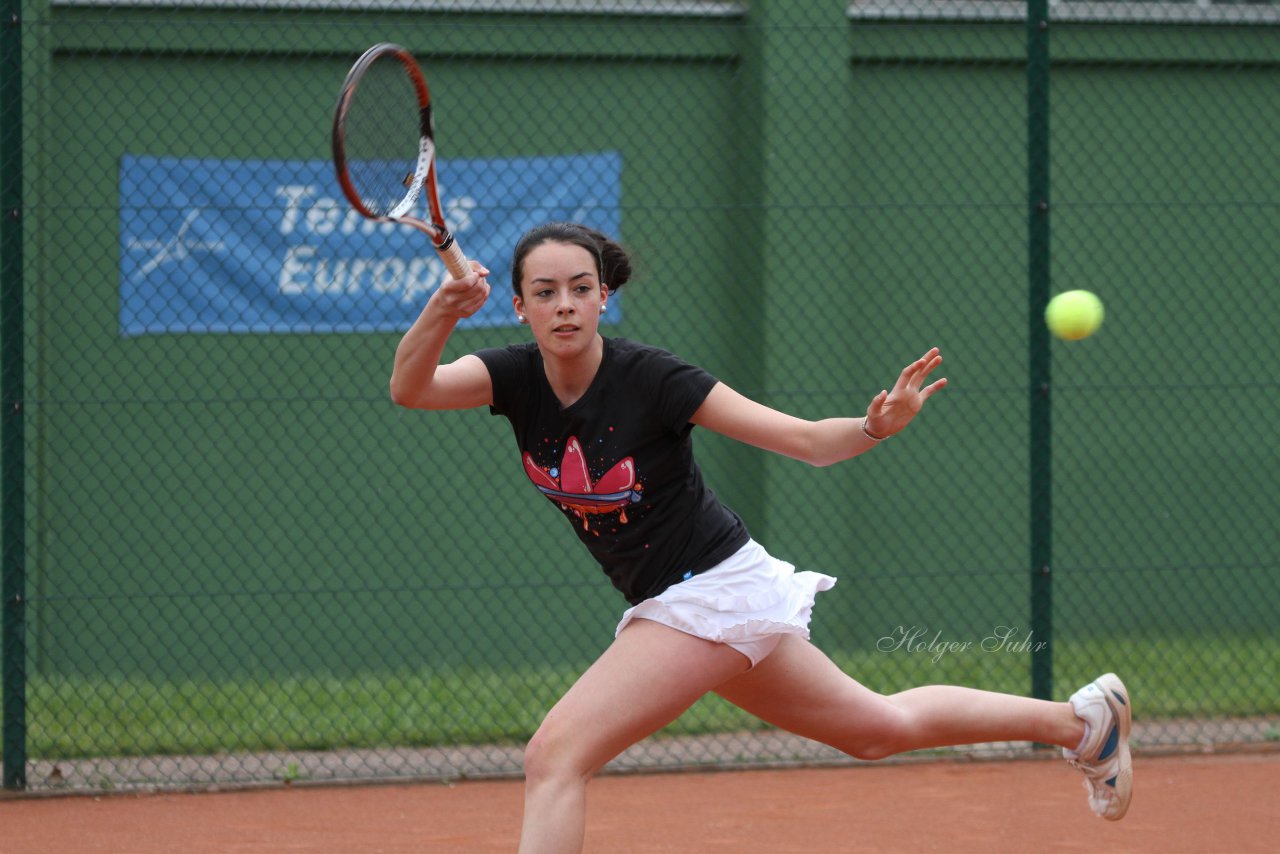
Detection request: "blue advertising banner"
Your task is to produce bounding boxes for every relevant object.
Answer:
[119,152,622,336]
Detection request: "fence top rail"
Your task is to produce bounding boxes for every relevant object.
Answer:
[46,0,1279,24]
[847,0,1280,25]
[48,0,746,14]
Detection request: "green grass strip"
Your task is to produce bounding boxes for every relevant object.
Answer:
[19,633,1278,761]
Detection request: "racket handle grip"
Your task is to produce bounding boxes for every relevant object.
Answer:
[437,238,470,280]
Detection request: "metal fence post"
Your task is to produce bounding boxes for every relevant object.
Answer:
[1026,0,1053,704]
[1,0,27,791]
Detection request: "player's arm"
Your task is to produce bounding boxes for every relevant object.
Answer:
[390,264,494,410]
[690,385,878,467]
[690,348,946,467]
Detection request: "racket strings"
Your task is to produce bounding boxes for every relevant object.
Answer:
[342,57,425,217]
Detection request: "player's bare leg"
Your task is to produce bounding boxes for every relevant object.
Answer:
[518,618,749,854]
[713,635,1084,759]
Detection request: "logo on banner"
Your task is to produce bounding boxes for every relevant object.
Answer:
[128,209,227,276]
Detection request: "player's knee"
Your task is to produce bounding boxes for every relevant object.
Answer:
[845,740,897,762]
[523,721,591,785]
[522,727,557,783]
[835,729,898,761]
[838,707,914,761]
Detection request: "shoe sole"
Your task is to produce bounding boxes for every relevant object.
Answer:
[1095,672,1133,820]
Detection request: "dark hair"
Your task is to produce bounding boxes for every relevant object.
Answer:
[511,222,632,296]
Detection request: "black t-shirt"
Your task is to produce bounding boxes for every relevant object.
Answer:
[476,337,750,605]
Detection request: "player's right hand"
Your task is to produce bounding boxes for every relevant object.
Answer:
[430,260,491,319]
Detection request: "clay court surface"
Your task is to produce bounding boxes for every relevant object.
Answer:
[2,751,1276,852]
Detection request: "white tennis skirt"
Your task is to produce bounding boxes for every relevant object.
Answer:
[615,538,837,667]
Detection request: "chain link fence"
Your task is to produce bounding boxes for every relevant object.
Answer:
[1,0,1276,793]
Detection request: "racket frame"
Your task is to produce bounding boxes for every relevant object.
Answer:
[332,42,470,279]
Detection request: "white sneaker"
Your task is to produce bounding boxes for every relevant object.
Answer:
[1064,672,1133,820]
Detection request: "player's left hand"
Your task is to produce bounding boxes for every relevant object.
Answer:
[864,347,947,438]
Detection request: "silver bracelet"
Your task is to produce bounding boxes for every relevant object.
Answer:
[862,418,887,442]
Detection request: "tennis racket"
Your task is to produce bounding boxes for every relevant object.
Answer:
[331,42,470,279]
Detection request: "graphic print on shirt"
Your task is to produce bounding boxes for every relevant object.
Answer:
[522,436,643,530]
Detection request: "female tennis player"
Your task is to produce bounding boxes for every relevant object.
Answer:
[390,222,1132,852]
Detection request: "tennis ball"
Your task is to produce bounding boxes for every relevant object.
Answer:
[1045,290,1104,341]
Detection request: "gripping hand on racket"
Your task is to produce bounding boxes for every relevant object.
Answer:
[429,260,492,320]
[861,347,947,440]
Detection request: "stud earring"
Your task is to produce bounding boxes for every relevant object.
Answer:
[517,315,527,323]
[600,304,607,314]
